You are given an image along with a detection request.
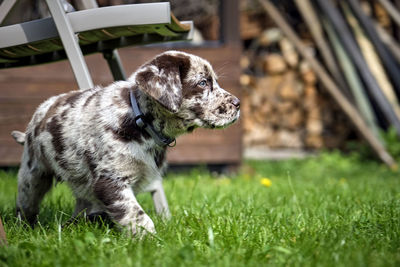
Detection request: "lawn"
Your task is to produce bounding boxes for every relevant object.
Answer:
[0,152,399,266]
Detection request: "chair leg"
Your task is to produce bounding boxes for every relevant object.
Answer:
[45,0,94,90]
[0,218,7,246]
[103,49,127,81]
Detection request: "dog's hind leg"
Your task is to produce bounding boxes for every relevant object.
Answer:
[144,179,170,219]
[16,147,53,227]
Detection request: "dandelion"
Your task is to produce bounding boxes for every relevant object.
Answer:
[260,178,272,187]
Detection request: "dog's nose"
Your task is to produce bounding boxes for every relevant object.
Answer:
[231,98,240,109]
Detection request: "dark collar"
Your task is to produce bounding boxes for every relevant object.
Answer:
[129,89,176,147]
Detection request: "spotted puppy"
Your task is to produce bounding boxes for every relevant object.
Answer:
[13,51,240,236]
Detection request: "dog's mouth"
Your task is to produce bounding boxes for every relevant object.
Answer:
[208,110,240,129]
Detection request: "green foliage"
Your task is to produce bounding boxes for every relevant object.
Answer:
[0,153,399,266]
[382,127,400,162]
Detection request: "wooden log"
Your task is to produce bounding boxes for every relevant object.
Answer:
[342,2,400,119]
[347,0,400,99]
[376,0,400,28]
[258,28,282,46]
[322,16,382,140]
[274,129,304,148]
[280,38,298,68]
[257,0,396,168]
[316,0,400,135]
[300,62,317,85]
[263,53,287,74]
[0,218,7,246]
[374,22,400,63]
[240,11,265,40]
[294,0,350,96]
[306,134,324,149]
[282,109,304,130]
[278,71,301,100]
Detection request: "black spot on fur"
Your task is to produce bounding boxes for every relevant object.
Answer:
[136,54,191,112]
[203,65,211,78]
[34,124,41,137]
[107,205,127,221]
[47,116,64,154]
[189,103,204,117]
[60,110,68,120]
[218,105,227,114]
[47,116,67,169]
[155,54,191,80]
[35,94,69,137]
[182,81,205,99]
[84,150,98,177]
[26,133,34,169]
[107,113,150,143]
[154,148,166,168]
[65,91,83,107]
[136,69,154,83]
[93,176,125,207]
[83,90,100,108]
[120,87,131,107]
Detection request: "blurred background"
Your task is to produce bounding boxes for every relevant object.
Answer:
[1,0,400,169]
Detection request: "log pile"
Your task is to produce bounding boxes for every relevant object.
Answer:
[241,28,352,149]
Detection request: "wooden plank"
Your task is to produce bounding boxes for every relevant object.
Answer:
[0,47,241,83]
[0,142,23,166]
[167,143,241,164]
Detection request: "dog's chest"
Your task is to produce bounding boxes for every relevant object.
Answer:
[118,144,166,188]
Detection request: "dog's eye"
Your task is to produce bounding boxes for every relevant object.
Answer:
[198,80,207,87]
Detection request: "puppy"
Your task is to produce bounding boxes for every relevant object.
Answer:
[13,51,240,236]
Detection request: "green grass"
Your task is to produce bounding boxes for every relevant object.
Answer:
[0,151,399,266]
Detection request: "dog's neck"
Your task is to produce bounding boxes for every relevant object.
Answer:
[133,88,186,144]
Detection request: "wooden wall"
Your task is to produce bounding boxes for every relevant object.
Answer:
[0,45,242,166]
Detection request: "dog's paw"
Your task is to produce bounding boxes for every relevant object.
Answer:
[133,213,156,238]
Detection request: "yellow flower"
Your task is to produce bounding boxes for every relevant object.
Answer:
[260,178,272,187]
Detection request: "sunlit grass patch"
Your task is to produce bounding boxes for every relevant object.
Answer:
[0,152,399,266]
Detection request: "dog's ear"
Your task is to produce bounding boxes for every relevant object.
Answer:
[134,53,191,113]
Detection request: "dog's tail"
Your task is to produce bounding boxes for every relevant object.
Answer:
[11,131,25,145]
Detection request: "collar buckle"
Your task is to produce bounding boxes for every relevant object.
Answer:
[129,89,176,147]
[134,115,146,129]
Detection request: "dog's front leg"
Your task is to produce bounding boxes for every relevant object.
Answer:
[93,178,155,236]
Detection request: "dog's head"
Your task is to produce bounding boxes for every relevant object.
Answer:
[131,51,240,133]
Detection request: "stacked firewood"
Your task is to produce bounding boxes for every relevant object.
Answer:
[240,28,352,149]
